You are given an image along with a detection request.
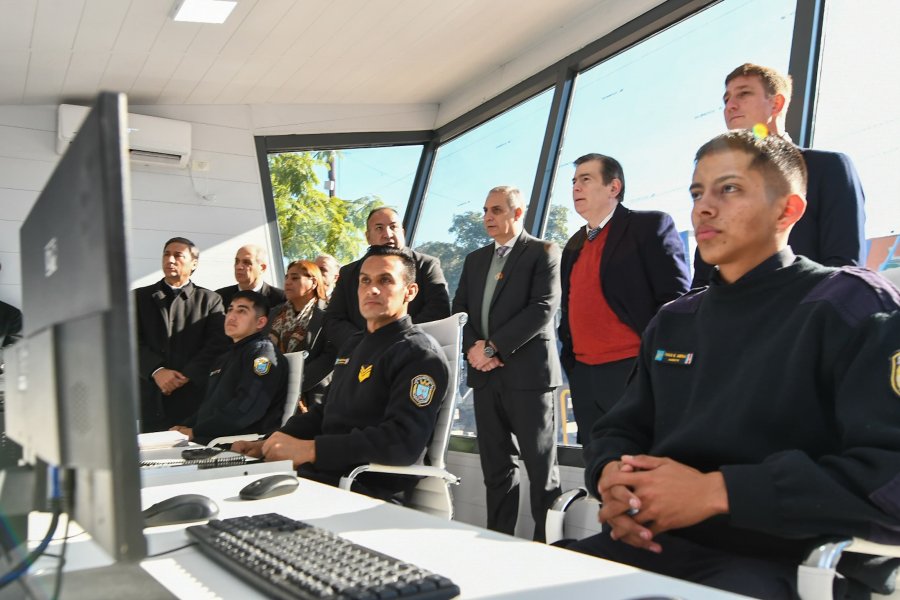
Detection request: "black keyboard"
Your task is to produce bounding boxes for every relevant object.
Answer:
[186,513,460,599]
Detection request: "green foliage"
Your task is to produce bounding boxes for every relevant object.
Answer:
[269,152,382,264]
[415,204,573,298]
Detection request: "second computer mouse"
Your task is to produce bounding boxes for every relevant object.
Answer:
[143,493,219,528]
[239,474,300,500]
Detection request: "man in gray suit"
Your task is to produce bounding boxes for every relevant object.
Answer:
[452,186,562,541]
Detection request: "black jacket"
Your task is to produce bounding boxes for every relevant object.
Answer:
[134,279,230,431]
[186,331,288,445]
[452,232,563,390]
[216,282,286,311]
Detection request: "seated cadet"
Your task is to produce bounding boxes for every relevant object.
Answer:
[171,290,288,445]
[233,246,450,501]
[566,131,900,600]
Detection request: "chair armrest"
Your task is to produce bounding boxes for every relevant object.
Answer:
[847,538,900,558]
[338,464,460,491]
[545,487,590,545]
[207,433,262,448]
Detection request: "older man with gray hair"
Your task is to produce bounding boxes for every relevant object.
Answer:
[452,185,563,541]
[217,244,285,309]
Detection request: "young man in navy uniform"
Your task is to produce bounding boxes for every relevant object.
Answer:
[171,290,288,445]
[234,246,450,501]
[568,131,900,599]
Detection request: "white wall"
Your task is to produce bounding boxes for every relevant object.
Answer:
[0,100,447,311]
[0,103,276,310]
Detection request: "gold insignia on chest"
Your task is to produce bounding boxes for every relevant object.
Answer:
[358,364,373,382]
[495,272,503,281]
[891,350,900,397]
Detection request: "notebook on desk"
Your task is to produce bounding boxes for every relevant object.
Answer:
[139,447,255,469]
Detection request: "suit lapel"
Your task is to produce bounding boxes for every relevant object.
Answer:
[601,203,629,273]
[151,280,172,337]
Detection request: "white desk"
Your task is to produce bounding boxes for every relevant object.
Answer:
[25,473,751,599]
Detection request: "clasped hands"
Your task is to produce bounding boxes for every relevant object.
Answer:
[597,455,729,553]
[466,340,504,372]
[153,368,189,395]
[232,431,315,469]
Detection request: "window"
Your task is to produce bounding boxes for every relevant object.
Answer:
[270,145,422,266]
[813,0,900,273]
[413,89,555,437]
[545,0,796,445]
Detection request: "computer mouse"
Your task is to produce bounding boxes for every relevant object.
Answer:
[239,474,300,500]
[143,493,219,528]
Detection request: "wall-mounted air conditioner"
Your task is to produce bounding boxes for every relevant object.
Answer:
[57,104,192,169]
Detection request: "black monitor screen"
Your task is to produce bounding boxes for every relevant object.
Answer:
[7,92,146,562]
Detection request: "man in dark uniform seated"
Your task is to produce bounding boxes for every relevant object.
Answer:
[171,291,288,445]
[566,131,900,599]
[234,246,450,501]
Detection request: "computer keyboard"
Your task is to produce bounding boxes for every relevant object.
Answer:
[186,512,460,599]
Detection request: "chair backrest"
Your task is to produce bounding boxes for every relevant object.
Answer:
[282,350,306,426]
[416,312,467,471]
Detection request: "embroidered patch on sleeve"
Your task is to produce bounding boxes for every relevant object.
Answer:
[253,356,271,376]
[410,374,436,407]
[891,350,900,397]
[358,364,373,382]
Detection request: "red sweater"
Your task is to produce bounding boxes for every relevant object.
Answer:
[568,226,640,365]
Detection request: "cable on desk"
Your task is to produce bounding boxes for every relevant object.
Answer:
[0,466,63,590]
[0,507,61,589]
[50,511,71,600]
[147,541,198,559]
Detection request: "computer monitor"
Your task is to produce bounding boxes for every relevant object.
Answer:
[3,92,146,562]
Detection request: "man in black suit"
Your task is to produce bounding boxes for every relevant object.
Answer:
[0,261,22,349]
[216,244,285,309]
[452,186,562,541]
[325,207,450,350]
[134,237,230,432]
[692,62,866,286]
[559,154,690,443]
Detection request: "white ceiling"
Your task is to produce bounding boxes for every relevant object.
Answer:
[0,0,664,115]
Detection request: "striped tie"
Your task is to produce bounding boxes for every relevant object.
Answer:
[496,246,510,258]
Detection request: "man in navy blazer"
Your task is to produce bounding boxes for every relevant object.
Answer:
[453,186,562,541]
[692,63,866,286]
[559,154,690,443]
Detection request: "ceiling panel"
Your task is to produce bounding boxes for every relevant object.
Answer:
[5,0,665,111]
[0,0,37,50]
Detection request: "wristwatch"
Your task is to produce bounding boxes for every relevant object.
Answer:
[483,342,497,358]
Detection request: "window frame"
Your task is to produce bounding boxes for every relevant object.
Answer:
[255,0,823,465]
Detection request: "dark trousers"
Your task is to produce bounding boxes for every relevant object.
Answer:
[566,529,800,599]
[568,358,635,444]
[473,378,561,542]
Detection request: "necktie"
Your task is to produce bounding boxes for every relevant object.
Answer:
[496,246,510,258]
[586,224,603,241]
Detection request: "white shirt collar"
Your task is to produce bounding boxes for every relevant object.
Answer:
[585,207,616,235]
[493,229,522,252]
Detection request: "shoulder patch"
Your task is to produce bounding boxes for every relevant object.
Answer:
[253,356,271,376]
[410,374,436,407]
[802,268,900,327]
[892,351,900,398]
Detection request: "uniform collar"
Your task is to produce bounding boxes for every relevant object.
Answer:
[365,314,413,339]
[709,247,797,286]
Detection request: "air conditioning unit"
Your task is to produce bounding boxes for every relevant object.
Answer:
[57,104,192,168]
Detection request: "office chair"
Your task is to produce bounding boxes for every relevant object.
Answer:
[339,312,467,520]
[206,350,305,448]
[546,488,900,599]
